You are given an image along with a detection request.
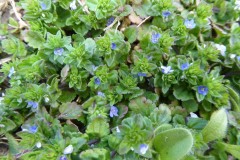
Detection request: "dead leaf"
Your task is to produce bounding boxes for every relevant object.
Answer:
[128,11,142,24]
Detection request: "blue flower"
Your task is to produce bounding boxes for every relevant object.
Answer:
[237,56,240,61]
[184,19,196,29]
[54,48,64,56]
[147,56,153,60]
[29,125,38,133]
[116,126,120,133]
[70,0,77,10]
[180,63,190,70]
[162,11,171,18]
[59,155,68,160]
[40,2,47,10]
[161,66,174,74]
[107,17,115,26]
[97,91,105,97]
[94,77,101,85]
[111,43,117,50]
[137,72,147,77]
[27,101,39,109]
[139,144,149,154]
[110,106,118,117]
[8,67,15,78]
[197,86,208,96]
[151,32,161,43]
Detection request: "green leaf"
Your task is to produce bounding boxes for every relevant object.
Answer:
[119,5,132,17]
[8,17,19,29]
[154,124,173,136]
[201,108,228,143]
[59,102,82,119]
[153,128,193,160]
[150,104,171,127]
[118,139,131,155]
[124,26,138,43]
[79,148,110,160]
[84,38,96,54]
[86,116,109,137]
[86,0,98,11]
[128,96,156,116]
[60,65,70,81]
[1,37,27,56]
[6,133,21,155]
[182,100,198,112]
[173,85,194,101]
[58,90,76,103]
[226,85,240,112]
[25,31,45,49]
[187,118,208,130]
[17,132,37,149]
[220,142,240,159]
[0,118,17,134]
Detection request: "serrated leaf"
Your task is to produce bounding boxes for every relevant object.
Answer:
[173,85,194,101]
[129,96,155,116]
[1,37,27,56]
[59,102,82,119]
[25,31,45,49]
[182,100,198,112]
[84,38,96,54]
[124,26,138,43]
[0,118,17,134]
[86,117,109,137]
[58,90,76,103]
[220,142,240,159]
[5,133,21,155]
[80,148,110,160]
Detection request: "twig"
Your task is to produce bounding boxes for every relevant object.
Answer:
[77,0,90,14]
[0,57,11,65]
[209,18,227,35]
[9,0,28,28]
[115,20,120,33]
[137,16,151,27]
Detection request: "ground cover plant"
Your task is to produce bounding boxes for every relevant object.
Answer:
[0,0,240,159]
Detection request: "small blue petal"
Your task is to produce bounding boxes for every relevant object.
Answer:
[151,33,161,43]
[162,11,171,18]
[8,67,15,78]
[27,101,39,109]
[161,66,174,74]
[139,144,149,154]
[97,91,105,97]
[111,43,117,50]
[180,63,190,70]
[54,48,64,56]
[94,77,101,85]
[197,86,208,96]
[237,56,240,61]
[137,72,147,77]
[110,106,118,118]
[29,125,38,134]
[184,19,196,29]
[106,17,115,26]
[147,56,153,60]
[40,2,47,10]
[59,155,68,160]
